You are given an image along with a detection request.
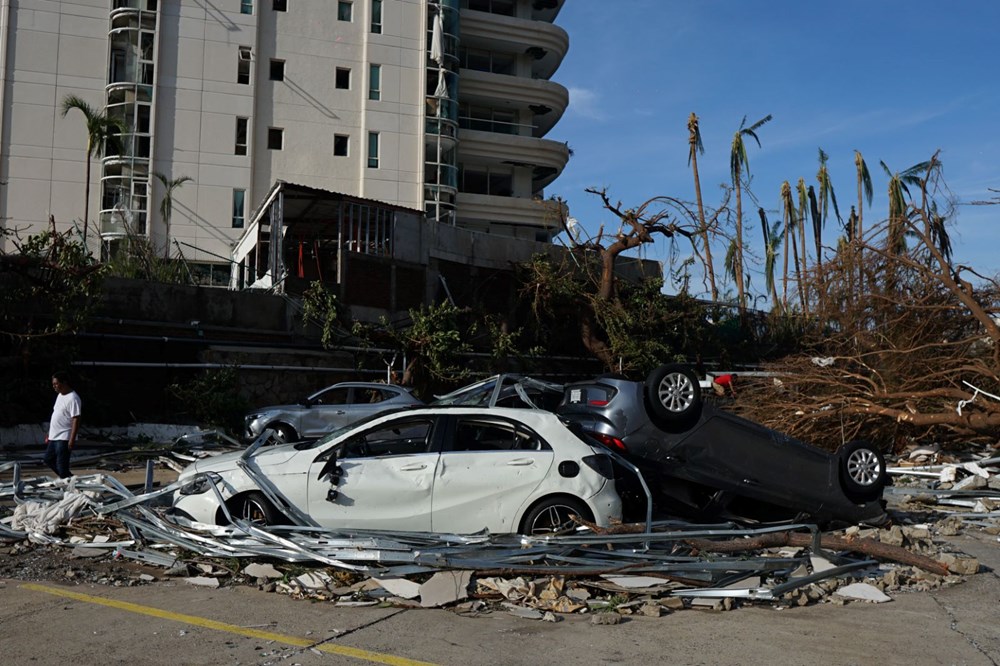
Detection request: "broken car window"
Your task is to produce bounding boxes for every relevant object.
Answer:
[341,418,434,458]
[448,418,548,452]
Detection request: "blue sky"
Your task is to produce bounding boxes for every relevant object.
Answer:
[548,0,1000,298]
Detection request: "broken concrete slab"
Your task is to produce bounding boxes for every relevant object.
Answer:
[242,563,282,579]
[419,570,472,608]
[590,612,622,625]
[939,553,980,575]
[377,577,421,600]
[183,576,220,588]
[834,582,892,603]
[294,571,333,590]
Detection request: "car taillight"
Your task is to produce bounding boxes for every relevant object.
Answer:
[588,400,609,406]
[581,454,614,479]
[587,432,627,454]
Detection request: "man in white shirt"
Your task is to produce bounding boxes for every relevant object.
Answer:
[45,371,82,479]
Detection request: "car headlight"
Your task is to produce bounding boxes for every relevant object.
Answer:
[178,474,214,496]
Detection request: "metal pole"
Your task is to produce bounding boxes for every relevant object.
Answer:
[144,459,155,494]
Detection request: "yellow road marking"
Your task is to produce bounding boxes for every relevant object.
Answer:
[21,582,440,666]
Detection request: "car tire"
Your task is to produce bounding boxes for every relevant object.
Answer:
[231,491,284,526]
[520,496,591,536]
[269,423,298,444]
[644,363,702,424]
[839,440,886,502]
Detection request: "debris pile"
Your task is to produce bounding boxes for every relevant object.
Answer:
[887,444,1000,532]
[0,467,982,621]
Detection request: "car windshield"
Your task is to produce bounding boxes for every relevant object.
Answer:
[432,377,499,406]
[292,406,412,450]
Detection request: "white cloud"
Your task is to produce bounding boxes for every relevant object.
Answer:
[566,86,607,121]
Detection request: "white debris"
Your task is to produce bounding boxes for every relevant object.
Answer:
[834,583,892,603]
[376,577,421,600]
[11,492,91,537]
[419,570,472,608]
[184,576,220,588]
[242,563,282,579]
[600,575,673,589]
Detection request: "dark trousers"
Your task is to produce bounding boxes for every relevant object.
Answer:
[44,439,72,478]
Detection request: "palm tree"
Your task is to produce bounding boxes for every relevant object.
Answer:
[759,208,782,311]
[795,178,811,305]
[153,172,193,259]
[729,114,772,310]
[60,95,124,245]
[880,160,929,255]
[814,148,841,265]
[853,150,873,241]
[780,181,805,312]
[687,113,717,300]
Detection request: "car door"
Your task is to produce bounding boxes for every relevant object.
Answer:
[305,415,440,531]
[430,416,554,533]
[299,386,352,437]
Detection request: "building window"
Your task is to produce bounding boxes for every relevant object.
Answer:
[459,164,512,196]
[368,64,380,101]
[240,0,253,14]
[268,127,283,150]
[367,132,379,168]
[336,67,350,89]
[237,46,252,84]
[235,117,249,155]
[464,0,514,16]
[269,59,285,81]
[273,0,287,11]
[334,134,349,156]
[337,1,352,21]
[232,189,246,228]
[371,0,382,33]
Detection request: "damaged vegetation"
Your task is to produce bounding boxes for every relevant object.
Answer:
[737,154,1000,450]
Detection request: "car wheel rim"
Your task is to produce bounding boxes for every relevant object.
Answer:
[529,505,577,535]
[241,499,269,525]
[847,449,881,486]
[657,373,695,412]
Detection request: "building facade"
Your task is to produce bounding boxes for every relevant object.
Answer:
[0,0,569,283]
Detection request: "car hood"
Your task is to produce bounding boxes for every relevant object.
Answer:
[182,443,303,477]
[247,404,300,416]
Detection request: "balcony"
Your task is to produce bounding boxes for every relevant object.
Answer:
[457,129,569,190]
[459,69,567,136]
[460,10,568,79]
[455,192,562,234]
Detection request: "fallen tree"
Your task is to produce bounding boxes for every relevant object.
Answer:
[738,153,1000,449]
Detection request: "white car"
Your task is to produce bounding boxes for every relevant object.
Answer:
[173,407,622,535]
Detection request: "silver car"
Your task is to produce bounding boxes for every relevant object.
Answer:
[244,382,422,443]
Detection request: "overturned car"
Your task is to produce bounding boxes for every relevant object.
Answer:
[557,364,888,526]
[173,406,622,535]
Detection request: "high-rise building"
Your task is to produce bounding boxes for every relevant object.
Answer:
[0,0,569,283]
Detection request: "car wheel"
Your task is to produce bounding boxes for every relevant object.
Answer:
[269,423,298,444]
[231,491,283,526]
[645,363,702,423]
[520,497,591,536]
[839,440,886,502]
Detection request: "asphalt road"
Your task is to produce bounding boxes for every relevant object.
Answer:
[3,529,998,666]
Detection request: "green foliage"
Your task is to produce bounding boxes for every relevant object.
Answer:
[1,230,105,339]
[389,301,474,385]
[167,367,248,433]
[103,235,189,283]
[301,281,349,348]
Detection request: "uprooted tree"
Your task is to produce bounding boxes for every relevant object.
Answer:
[738,153,1000,450]
[520,189,717,375]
